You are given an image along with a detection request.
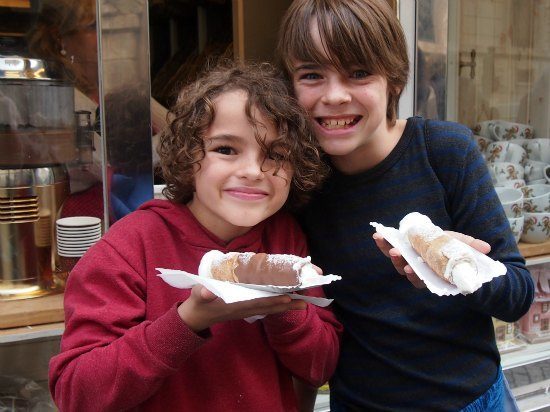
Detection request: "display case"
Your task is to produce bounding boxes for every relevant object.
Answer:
[0,0,153,406]
[400,0,550,409]
[0,0,153,306]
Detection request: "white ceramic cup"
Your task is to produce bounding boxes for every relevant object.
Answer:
[507,215,524,244]
[489,162,525,182]
[521,184,550,213]
[495,187,524,218]
[524,160,550,183]
[523,138,550,162]
[494,179,526,189]
[473,120,499,140]
[489,120,535,141]
[521,212,550,243]
[485,142,526,164]
[473,134,491,154]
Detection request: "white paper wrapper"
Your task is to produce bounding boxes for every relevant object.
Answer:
[157,268,341,306]
[370,220,507,296]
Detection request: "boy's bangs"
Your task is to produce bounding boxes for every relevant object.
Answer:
[286,9,379,75]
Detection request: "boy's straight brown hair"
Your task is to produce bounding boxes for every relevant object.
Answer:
[277,0,409,124]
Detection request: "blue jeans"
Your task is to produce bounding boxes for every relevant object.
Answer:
[460,368,519,412]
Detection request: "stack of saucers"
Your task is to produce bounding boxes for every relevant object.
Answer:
[56,216,102,258]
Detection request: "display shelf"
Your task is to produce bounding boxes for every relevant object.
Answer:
[0,292,65,344]
[515,389,550,412]
[519,241,550,262]
[526,255,550,267]
[0,292,64,329]
[502,340,550,370]
[0,322,64,345]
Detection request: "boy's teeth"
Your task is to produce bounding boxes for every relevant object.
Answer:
[320,117,356,129]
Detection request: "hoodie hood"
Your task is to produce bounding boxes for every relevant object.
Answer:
[137,199,267,252]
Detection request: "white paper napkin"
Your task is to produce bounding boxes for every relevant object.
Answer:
[370,221,507,296]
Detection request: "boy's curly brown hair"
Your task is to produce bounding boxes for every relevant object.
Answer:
[158,60,329,211]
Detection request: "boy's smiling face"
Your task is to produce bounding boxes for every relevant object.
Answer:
[291,19,398,174]
[187,89,292,242]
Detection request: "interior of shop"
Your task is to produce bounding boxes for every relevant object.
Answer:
[0,0,549,410]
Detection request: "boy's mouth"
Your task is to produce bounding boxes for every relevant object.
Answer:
[316,116,362,130]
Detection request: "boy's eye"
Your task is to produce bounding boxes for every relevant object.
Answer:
[351,70,370,79]
[299,72,321,80]
[213,146,235,155]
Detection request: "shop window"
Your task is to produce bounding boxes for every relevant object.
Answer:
[542,318,549,331]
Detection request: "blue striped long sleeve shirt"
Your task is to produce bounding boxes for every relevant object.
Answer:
[299,117,534,411]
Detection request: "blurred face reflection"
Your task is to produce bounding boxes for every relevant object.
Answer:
[61,22,99,101]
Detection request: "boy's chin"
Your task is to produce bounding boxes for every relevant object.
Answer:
[227,210,276,229]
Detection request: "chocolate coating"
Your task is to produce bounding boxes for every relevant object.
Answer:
[233,253,300,286]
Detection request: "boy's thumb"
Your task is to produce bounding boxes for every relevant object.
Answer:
[198,285,218,302]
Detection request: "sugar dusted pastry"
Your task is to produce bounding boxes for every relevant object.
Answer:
[399,213,482,294]
[198,250,318,287]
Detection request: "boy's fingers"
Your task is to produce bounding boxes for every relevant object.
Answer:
[405,271,426,289]
[389,252,407,276]
[373,233,392,257]
[445,231,491,254]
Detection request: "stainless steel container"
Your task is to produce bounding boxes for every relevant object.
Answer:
[0,166,69,299]
[0,56,76,167]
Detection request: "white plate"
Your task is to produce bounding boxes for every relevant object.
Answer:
[58,250,87,257]
[57,233,101,238]
[57,241,98,248]
[57,223,101,230]
[57,230,101,237]
[57,235,101,243]
[57,243,92,250]
[56,216,101,227]
[57,244,99,251]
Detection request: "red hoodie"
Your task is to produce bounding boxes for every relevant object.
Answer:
[49,200,342,412]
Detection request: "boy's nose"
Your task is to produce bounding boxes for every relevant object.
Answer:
[237,157,265,180]
[321,80,352,105]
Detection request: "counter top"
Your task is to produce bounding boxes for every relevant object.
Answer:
[0,292,64,330]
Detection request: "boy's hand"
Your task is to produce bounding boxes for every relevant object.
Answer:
[178,285,307,332]
[373,231,491,289]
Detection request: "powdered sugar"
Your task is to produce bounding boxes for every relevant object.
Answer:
[440,238,474,261]
[266,253,302,268]
[399,212,442,243]
[370,213,507,296]
[237,252,254,265]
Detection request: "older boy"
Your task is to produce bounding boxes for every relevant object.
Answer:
[278,0,533,410]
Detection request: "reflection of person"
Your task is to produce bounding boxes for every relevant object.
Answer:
[27,0,99,102]
[27,0,167,222]
[27,0,102,212]
[278,0,533,410]
[48,62,342,411]
[103,87,153,221]
[416,48,438,119]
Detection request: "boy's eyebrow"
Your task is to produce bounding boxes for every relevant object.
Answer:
[206,134,241,142]
[292,63,322,72]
